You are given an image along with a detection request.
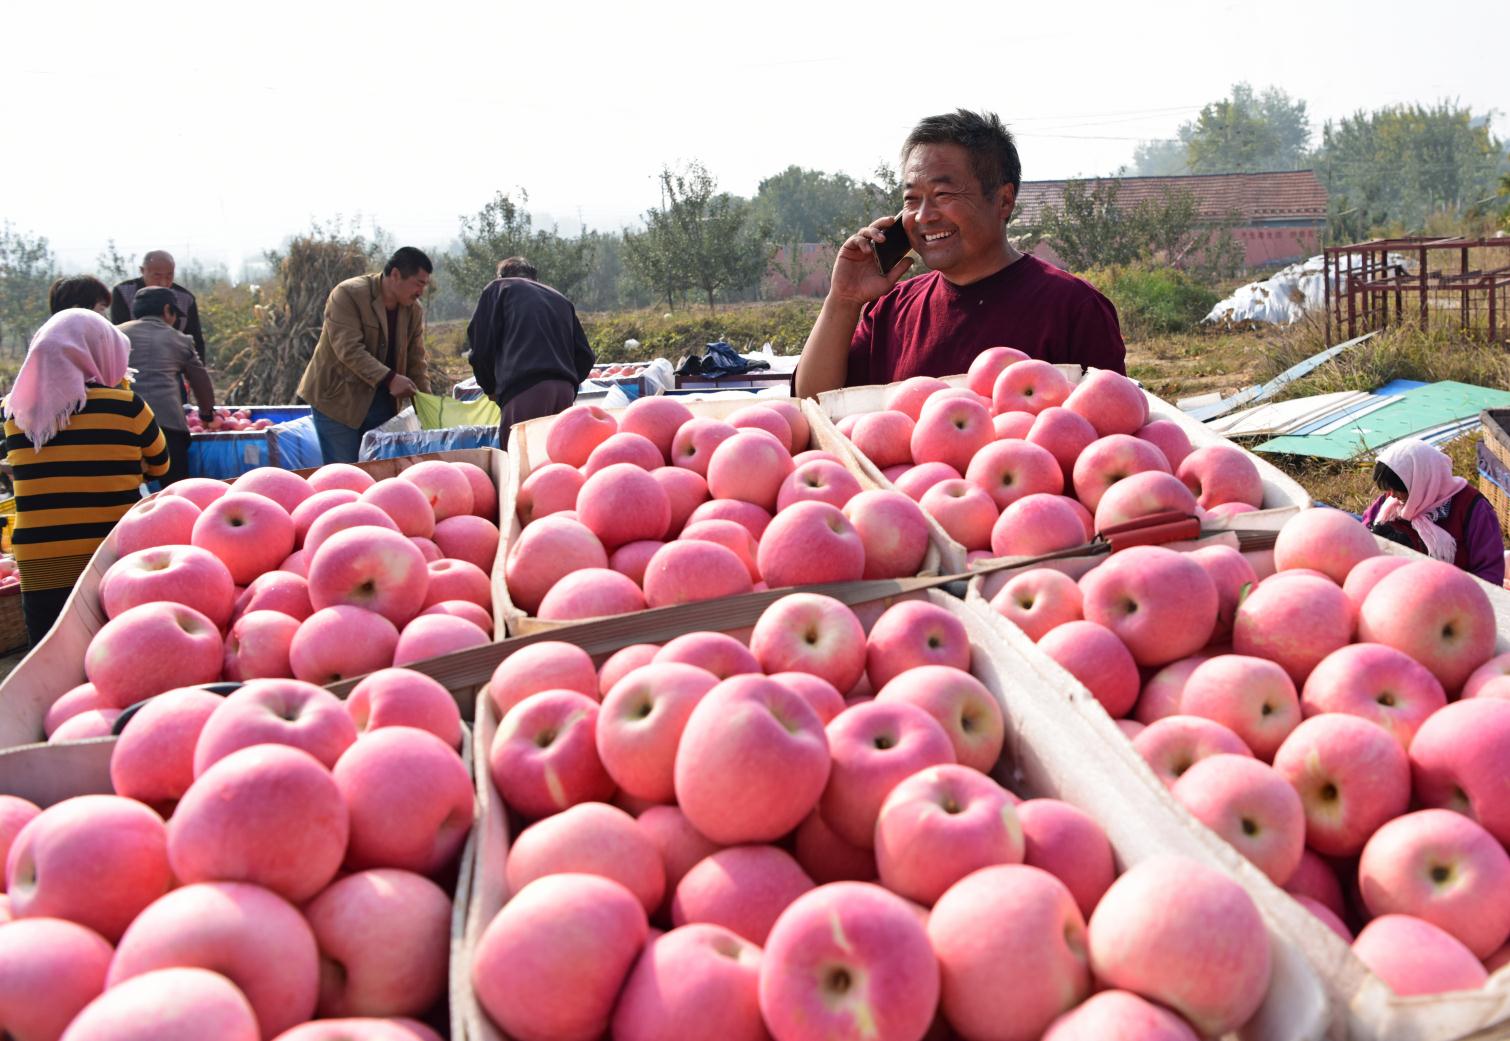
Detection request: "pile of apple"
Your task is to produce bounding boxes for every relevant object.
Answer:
[591,364,646,379]
[40,459,500,744]
[505,398,934,621]
[0,555,17,593]
[469,591,1275,1041]
[988,505,1510,997]
[832,348,1265,561]
[0,666,470,1039]
[186,407,273,433]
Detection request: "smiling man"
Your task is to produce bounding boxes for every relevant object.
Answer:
[794,109,1125,399]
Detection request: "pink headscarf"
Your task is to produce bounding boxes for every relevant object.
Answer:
[1375,438,1466,563]
[3,309,130,449]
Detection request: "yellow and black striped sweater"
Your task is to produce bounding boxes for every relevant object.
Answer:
[4,386,169,592]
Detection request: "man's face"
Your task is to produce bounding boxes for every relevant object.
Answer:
[141,259,175,288]
[900,143,1016,276]
[388,268,431,306]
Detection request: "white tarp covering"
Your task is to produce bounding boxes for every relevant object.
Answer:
[1204,253,1409,326]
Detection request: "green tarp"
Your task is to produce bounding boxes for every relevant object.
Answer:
[1255,381,1510,460]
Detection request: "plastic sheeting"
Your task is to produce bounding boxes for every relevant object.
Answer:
[413,391,501,430]
[188,414,323,479]
[358,424,500,462]
[1204,253,1409,326]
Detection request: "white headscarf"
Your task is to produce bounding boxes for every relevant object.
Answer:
[1375,438,1466,562]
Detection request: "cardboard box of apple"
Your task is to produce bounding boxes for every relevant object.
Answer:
[812,352,1310,572]
[498,396,944,633]
[970,505,1510,1038]
[0,662,474,1040]
[459,589,1328,1041]
[22,456,503,748]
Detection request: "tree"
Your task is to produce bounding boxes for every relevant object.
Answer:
[635,163,773,313]
[444,190,599,305]
[752,166,865,243]
[0,223,56,355]
[1033,182,1242,278]
[1185,83,1311,174]
[96,239,136,286]
[1316,103,1506,236]
[1131,139,1190,176]
[1034,181,1146,270]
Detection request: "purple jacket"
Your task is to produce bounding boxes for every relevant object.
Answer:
[1362,488,1505,586]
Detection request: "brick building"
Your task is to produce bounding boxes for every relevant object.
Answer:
[1013,170,1329,271]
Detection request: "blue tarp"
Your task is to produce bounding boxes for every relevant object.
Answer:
[358,425,499,462]
[189,414,323,479]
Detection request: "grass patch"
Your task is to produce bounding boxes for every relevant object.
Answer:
[1255,321,1510,400]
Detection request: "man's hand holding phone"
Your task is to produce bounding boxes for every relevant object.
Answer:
[828,213,914,307]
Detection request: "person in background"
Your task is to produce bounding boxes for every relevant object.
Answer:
[296,247,431,465]
[48,275,112,315]
[1363,438,1505,585]
[466,256,595,441]
[109,250,206,362]
[118,286,215,486]
[795,108,1125,398]
[2,310,169,646]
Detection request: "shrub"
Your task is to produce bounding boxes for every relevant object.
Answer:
[1081,264,1220,339]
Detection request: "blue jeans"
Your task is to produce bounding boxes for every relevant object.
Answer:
[311,390,396,465]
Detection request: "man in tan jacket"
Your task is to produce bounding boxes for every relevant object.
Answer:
[297,247,432,464]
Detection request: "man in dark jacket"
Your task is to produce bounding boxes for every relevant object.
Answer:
[119,286,216,485]
[466,257,595,440]
[109,251,206,362]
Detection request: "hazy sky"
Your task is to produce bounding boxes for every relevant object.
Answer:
[6,0,1507,278]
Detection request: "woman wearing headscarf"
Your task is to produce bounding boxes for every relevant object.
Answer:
[1363,438,1505,586]
[3,309,170,645]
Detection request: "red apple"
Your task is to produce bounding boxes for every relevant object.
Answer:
[0,916,113,1041]
[170,743,347,902]
[61,966,260,1041]
[929,864,1089,1041]
[334,727,472,874]
[490,690,614,818]
[675,675,830,844]
[305,869,451,1018]
[84,602,223,708]
[113,494,202,555]
[288,605,399,685]
[193,678,357,774]
[875,764,1022,906]
[347,667,462,747]
[99,544,236,628]
[191,492,295,585]
[108,881,318,1037]
[672,844,814,943]
[761,882,939,1041]
[471,873,647,1041]
[508,801,665,915]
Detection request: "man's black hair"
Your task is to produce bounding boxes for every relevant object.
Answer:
[132,285,181,320]
[383,246,433,278]
[47,275,111,315]
[1373,461,1408,495]
[496,256,538,280]
[902,109,1023,195]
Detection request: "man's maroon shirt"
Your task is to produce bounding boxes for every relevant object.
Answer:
[845,255,1126,386]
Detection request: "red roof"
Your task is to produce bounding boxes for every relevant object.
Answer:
[1012,170,1328,227]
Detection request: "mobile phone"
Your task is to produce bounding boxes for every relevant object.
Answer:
[874,213,912,275]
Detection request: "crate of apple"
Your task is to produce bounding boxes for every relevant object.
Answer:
[25,455,502,747]
[499,397,945,633]
[971,506,1510,1036]
[460,591,1322,1041]
[813,351,1310,571]
[0,664,474,1040]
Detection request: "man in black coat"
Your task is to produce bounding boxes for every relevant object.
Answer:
[466,257,595,441]
[109,250,206,362]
